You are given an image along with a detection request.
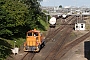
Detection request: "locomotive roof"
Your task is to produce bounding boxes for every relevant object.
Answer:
[27,29,40,33]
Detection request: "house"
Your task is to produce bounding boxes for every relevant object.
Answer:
[75,20,86,30]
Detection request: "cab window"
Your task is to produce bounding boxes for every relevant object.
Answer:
[27,32,32,36]
[33,32,38,36]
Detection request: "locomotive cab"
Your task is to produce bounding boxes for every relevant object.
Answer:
[24,29,45,52]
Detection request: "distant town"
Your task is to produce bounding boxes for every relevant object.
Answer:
[41,6,90,16]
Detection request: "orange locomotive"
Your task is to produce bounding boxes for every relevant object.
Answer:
[24,29,45,52]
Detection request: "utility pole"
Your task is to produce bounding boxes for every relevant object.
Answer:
[14,41,16,55]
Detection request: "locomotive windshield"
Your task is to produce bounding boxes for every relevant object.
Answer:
[33,32,38,36]
[27,32,38,36]
[27,32,32,36]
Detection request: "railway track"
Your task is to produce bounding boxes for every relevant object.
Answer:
[44,16,90,60]
[54,31,90,60]
[45,16,76,42]
[21,52,35,60]
[44,16,77,60]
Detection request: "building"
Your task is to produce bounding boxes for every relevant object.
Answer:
[75,20,86,30]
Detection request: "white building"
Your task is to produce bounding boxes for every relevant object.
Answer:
[75,20,86,30]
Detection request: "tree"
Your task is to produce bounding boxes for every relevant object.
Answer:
[59,5,62,8]
[37,0,43,2]
[23,0,47,30]
[0,0,29,38]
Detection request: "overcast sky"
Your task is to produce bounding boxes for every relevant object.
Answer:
[40,0,90,7]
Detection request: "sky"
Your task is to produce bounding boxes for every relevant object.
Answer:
[40,0,90,7]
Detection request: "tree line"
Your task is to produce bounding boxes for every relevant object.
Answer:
[0,0,48,39]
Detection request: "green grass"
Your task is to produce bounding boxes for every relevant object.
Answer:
[86,24,90,31]
[40,19,49,30]
[7,38,25,48]
[36,18,49,36]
